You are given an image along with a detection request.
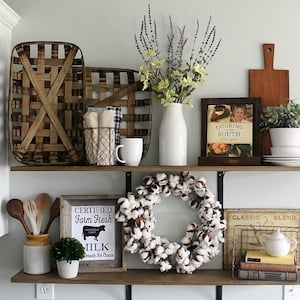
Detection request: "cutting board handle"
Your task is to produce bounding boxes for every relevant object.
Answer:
[263,43,274,70]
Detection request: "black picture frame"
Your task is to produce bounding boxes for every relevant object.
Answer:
[60,194,126,272]
[199,97,262,165]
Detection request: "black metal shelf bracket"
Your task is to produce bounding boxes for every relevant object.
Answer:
[125,171,132,300]
[216,171,226,300]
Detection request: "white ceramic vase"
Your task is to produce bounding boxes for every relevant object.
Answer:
[159,103,187,165]
[56,260,79,279]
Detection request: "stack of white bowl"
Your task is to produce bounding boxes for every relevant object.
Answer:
[270,146,300,157]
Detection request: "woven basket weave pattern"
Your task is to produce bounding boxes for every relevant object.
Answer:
[9,43,152,165]
[9,42,85,165]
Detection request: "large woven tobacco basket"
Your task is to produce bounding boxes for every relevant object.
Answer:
[9,41,152,165]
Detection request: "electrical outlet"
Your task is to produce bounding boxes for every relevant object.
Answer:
[36,283,54,300]
[284,285,300,300]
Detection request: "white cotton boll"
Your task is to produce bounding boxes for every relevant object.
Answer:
[191,260,201,269]
[116,214,125,222]
[142,175,154,187]
[130,243,138,253]
[160,261,172,272]
[124,210,133,218]
[133,228,142,239]
[117,197,126,204]
[169,174,180,188]
[149,240,156,249]
[161,186,171,196]
[120,198,130,209]
[195,255,204,264]
[186,222,197,231]
[138,207,145,216]
[145,194,157,205]
[145,220,154,230]
[183,257,190,266]
[127,193,136,202]
[173,188,181,196]
[140,197,149,207]
[138,219,145,229]
[181,236,191,246]
[140,251,150,262]
[129,200,139,210]
[166,243,178,255]
[155,245,164,255]
[125,240,138,253]
[165,248,174,255]
[181,195,190,202]
[137,186,148,196]
[154,255,162,264]
[142,229,151,239]
[156,173,168,184]
[131,210,139,219]
[186,265,195,274]
[154,236,162,245]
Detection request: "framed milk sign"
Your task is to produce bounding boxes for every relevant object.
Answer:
[199,97,262,165]
[60,194,126,272]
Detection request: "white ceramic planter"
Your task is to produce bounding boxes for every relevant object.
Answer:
[56,260,79,279]
[269,128,300,147]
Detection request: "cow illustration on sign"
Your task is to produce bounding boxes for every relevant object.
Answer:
[82,225,106,241]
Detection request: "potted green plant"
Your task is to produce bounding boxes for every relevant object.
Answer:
[260,100,300,154]
[51,237,85,279]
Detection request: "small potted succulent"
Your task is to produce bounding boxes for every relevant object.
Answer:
[51,237,85,279]
[260,100,300,152]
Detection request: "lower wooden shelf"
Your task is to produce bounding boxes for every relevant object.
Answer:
[11,269,299,285]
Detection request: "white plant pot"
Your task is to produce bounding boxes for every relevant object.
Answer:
[56,260,79,279]
[269,128,300,147]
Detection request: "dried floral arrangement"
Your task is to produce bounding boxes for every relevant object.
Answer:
[115,172,226,274]
[135,5,221,106]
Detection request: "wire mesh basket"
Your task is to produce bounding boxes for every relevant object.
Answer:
[84,127,115,165]
[232,225,300,278]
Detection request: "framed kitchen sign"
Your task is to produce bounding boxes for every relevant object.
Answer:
[60,194,126,272]
[198,97,262,165]
[223,209,300,270]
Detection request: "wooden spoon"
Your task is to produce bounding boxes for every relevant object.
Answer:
[35,193,52,234]
[23,200,39,235]
[43,197,60,234]
[6,198,31,235]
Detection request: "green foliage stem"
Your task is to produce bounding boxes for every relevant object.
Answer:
[260,100,300,129]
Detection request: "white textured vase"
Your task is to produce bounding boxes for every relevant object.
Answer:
[56,260,79,279]
[159,103,187,165]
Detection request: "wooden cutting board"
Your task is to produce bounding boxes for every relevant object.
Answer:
[249,43,289,155]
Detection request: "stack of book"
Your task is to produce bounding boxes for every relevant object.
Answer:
[237,250,298,281]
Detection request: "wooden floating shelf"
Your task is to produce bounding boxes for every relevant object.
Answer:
[11,269,299,286]
[10,165,300,172]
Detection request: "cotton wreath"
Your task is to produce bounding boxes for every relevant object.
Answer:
[115,172,226,274]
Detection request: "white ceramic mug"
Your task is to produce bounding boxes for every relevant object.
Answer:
[115,138,143,166]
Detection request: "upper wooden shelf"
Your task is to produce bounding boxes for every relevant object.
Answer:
[10,164,300,172]
[11,269,299,286]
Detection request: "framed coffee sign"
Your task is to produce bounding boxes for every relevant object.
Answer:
[199,97,262,165]
[60,194,126,272]
[223,209,300,269]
